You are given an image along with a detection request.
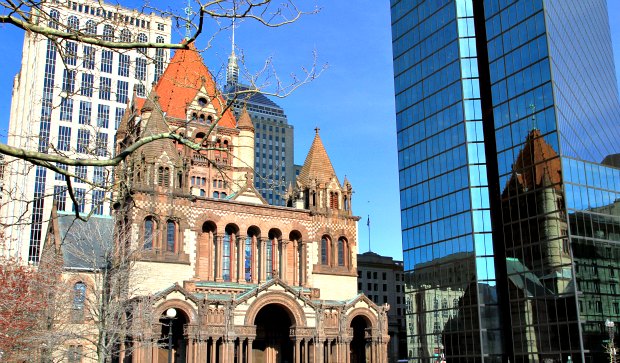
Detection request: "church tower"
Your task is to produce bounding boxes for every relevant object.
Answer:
[290,128,353,216]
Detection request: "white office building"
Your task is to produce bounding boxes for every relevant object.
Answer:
[2,0,171,262]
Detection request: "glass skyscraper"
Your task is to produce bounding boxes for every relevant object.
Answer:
[391,0,620,362]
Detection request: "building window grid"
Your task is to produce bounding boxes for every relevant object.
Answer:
[53,185,67,211]
[92,190,105,215]
[80,73,94,97]
[77,129,90,154]
[65,41,78,66]
[78,100,91,125]
[97,104,110,128]
[74,165,87,182]
[95,132,108,157]
[57,126,71,151]
[99,77,111,100]
[62,69,76,93]
[59,97,73,121]
[72,188,86,213]
[135,57,147,81]
[118,54,130,77]
[101,50,113,73]
[116,80,129,104]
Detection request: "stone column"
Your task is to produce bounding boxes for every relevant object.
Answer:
[210,338,216,363]
[301,242,307,286]
[247,338,254,363]
[272,238,279,278]
[292,240,298,286]
[295,339,301,363]
[251,237,258,284]
[260,240,267,282]
[282,241,288,283]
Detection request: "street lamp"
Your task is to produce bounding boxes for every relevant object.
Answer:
[606,319,616,363]
[166,308,177,363]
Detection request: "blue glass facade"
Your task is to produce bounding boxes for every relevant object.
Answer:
[392,0,620,362]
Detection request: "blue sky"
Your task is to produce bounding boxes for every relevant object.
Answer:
[0,2,619,260]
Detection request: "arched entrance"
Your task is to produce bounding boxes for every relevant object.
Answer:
[253,304,294,363]
[350,315,371,363]
[158,309,189,362]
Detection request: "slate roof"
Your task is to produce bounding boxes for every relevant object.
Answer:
[155,43,236,128]
[225,83,283,109]
[56,213,115,270]
[297,129,340,187]
[505,257,551,298]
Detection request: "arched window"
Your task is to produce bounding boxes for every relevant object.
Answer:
[137,33,148,54]
[221,192,227,199]
[222,230,231,281]
[330,192,339,209]
[213,191,220,198]
[73,282,86,309]
[166,220,176,252]
[85,20,97,35]
[120,29,132,42]
[103,25,114,41]
[337,238,345,266]
[158,166,170,187]
[245,234,254,282]
[321,237,328,265]
[49,10,60,29]
[155,36,165,81]
[144,217,155,250]
[67,15,79,31]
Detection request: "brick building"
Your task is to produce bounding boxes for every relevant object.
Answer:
[46,44,389,363]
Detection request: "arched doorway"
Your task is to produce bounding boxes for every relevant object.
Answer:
[158,309,189,362]
[350,315,371,363]
[253,304,294,363]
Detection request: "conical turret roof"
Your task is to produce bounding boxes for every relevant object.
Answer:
[297,129,339,187]
[155,43,236,128]
[237,107,254,131]
[502,129,562,196]
[137,89,181,165]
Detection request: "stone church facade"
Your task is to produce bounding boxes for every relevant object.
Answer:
[109,45,389,363]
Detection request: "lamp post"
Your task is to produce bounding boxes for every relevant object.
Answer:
[166,308,177,363]
[606,319,616,363]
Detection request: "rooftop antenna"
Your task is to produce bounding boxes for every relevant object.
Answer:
[232,17,236,54]
[184,0,193,40]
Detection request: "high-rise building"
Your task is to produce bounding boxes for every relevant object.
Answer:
[223,43,298,206]
[357,251,407,362]
[390,0,620,362]
[2,0,171,262]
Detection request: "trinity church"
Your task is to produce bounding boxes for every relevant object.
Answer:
[46,44,389,363]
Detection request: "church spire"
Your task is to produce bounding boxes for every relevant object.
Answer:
[226,20,239,86]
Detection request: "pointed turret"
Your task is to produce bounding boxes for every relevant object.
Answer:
[293,128,352,215]
[236,107,254,132]
[297,128,339,188]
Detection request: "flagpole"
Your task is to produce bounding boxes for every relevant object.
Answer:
[367,214,371,252]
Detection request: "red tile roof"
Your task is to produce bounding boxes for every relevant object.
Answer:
[155,44,236,129]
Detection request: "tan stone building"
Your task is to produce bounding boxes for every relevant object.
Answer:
[46,45,388,362]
